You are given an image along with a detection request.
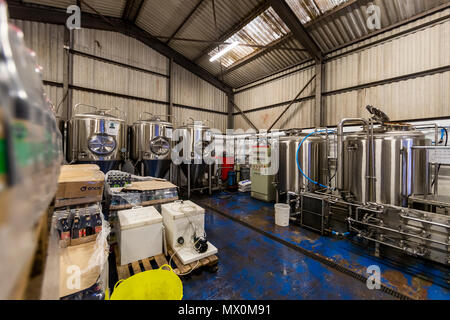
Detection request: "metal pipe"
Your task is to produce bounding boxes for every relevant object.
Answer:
[188,163,191,199]
[105,107,127,119]
[208,164,212,196]
[412,146,450,149]
[336,118,370,196]
[369,118,376,202]
[73,103,97,116]
[434,124,439,195]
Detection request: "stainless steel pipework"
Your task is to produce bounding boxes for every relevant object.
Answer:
[434,124,439,195]
[336,118,370,200]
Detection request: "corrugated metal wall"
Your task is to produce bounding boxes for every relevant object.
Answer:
[172,62,228,131]
[11,19,228,130]
[72,54,168,104]
[233,8,450,129]
[73,28,168,75]
[11,19,65,112]
[71,90,167,125]
[234,100,315,130]
[234,62,316,130]
[325,8,450,125]
[71,27,169,125]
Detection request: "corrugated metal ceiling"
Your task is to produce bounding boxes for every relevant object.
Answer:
[223,36,310,88]
[153,0,266,60]
[207,7,291,68]
[23,0,126,18]
[305,0,450,52]
[286,0,351,23]
[19,0,450,89]
[225,0,450,88]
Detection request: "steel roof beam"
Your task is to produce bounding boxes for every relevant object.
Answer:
[219,34,295,77]
[166,0,205,45]
[122,0,145,22]
[215,0,358,77]
[7,0,232,94]
[122,0,135,20]
[269,0,322,62]
[193,0,271,63]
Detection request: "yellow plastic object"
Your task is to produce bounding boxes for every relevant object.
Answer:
[109,265,183,300]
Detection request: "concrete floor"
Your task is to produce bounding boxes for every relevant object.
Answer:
[182,208,393,300]
[191,192,450,300]
[108,192,450,300]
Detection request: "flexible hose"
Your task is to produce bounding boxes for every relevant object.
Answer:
[296,130,336,190]
[431,127,448,187]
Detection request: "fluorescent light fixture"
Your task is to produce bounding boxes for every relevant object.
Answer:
[209,42,239,62]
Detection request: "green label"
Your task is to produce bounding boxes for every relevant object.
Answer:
[12,122,31,167]
[0,139,6,174]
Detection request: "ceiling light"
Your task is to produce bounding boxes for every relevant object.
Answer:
[209,42,239,62]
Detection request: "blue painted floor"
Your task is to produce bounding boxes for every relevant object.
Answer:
[192,192,450,300]
[182,206,392,300]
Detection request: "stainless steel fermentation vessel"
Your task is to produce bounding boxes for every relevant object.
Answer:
[67,104,127,173]
[339,122,429,206]
[278,132,328,194]
[130,113,174,178]
[176,119,213,187]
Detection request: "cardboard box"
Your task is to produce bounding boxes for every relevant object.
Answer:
[60,164,101,172]
[55,165,105,208]
[108,180,178,211]
[122,180,177,192]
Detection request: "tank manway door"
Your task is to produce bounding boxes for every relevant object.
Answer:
[150,136,171,157]
[88,134,117,155]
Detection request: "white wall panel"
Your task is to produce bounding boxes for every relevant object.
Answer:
[234,99,315,130]
[72,55,168,102]
[233,62,316,130]
[325,71,450,126]
[172,63,228,131]
[173,63,228,113]
[325,17,450,92]
[173,108,227,133]
[11,19,64,83]
[234,66,316,112]
[73,28,168,75]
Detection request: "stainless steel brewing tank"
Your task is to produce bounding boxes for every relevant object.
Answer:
[131,117,173,178]
[278,134,328,194]
[68,111,127,173]
[177,121,214,187]
[341,124,429,206]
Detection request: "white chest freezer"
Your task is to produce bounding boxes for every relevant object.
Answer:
[118,206,163,266]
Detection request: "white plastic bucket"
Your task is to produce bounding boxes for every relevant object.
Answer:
[274,204,290,227]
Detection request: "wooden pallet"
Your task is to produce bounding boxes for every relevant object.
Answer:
[166,248,219,276]
[114,246,218,281]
